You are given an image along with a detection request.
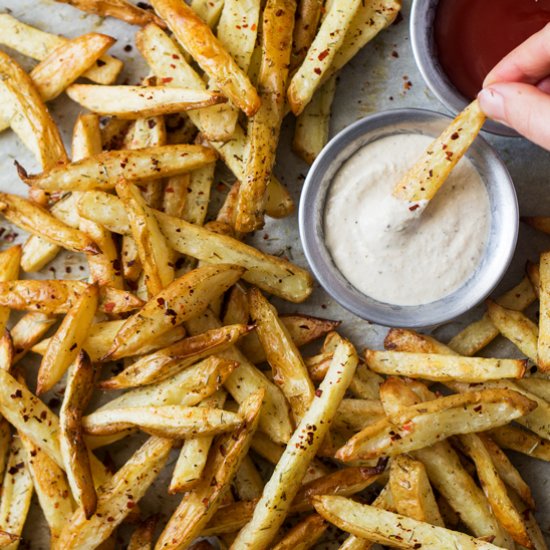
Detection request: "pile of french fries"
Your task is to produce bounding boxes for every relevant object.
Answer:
[1,0,549,549]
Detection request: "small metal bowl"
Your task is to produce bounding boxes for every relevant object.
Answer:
[410,0,517,138]
[299,108,518,328]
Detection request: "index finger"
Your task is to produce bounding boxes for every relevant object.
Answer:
[484,23,550,87]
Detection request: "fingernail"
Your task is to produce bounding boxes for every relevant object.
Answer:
[478,88,507,124]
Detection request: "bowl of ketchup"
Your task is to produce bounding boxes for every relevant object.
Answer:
[411,0,550,136]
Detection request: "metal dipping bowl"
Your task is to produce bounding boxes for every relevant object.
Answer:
[298,108,518,328]
[410,0,518,137]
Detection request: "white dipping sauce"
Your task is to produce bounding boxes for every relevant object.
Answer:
[324,133,491,306]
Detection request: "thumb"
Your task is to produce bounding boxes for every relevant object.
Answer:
[478,82,550,149]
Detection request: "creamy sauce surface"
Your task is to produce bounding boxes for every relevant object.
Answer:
[324,133,491,306]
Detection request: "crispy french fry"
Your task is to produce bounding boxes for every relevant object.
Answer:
[509,491,548,550]
[249,287,314,422]
[183,163,216,225]
[291,0,322,70]
[105,264,244,359]
[287,0,361,115]
[169,391,227,494]
[128,515,158,550]
[449,276,537,356]
[67,84,226,118]
[0,247,21,334]
[60,351,99,519]
[56,0,165,26]
[151,0,260,116]
[0,51,68,168]
[313,496,503,550]
[0,438,33,549]
[490,425,550,461]
[116,180,174,296]
[59,437,172,550]
[234,455,263,501]
[0,193,99,255]
[293,75,336,164]
[156,391,263,550]
[37,284,98,394]
[273,514,328,550]
[11,312,57,364]
[538,251,550,371]
[230,336,358,549]
[384,327,457,355]
[365,349,526,382]
[393,100,486,203]
[190,0,224,26]
[18,144,217,192]
[100,323,253,389]
[0,14,122,84]
[82,404,243,438]
[334,399,385,433]
[336,389,537,461]
[234,0,296,232]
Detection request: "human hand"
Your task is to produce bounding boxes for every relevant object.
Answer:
[478,23,550,148]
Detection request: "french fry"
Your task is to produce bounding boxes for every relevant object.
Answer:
[287,0,361,115]
[460,433,532,547]
[0,531,18,548]
[336,389,537,461]
[293,75,336,164]
[273,514,328,550]
[230,335,358,549]
[233,455,264,501]
[59,437,173,550]
[291,0,323,70]
[0,14,122,84]
[151,0,260,116]
[169,391,227,493]
[104,264,244,359]
[20,434,74,546]
[389,454,444,526]
[170,164,215,225]
[128,515,158,550]
[60,351,99,519]
[0,421,10,484]
[384,327,458,355]
[11,312,57,364]
[523,216,550,235]
[249,288,315,422]
[508,491,549,550]
[486,300,538,362]
[82,404,243,438]
[37,284,98,394]
[0,438,33,549]
[333,399,385,433]
[0,247,21,334]
[100,323,253,389]
[116,180,174,296]
[0,193,99,255]
[527,261,541,298]
[55,0,165,26]
[190,0,224,27]
[365,349,526,382]
[67,84,226,118]
[0,51,68,169]
[313,496,504,550]
[17,144,217,192]
[449,276,536,356]
[156,391,263,550]
[490,425,550,461]
[538,251,550,371]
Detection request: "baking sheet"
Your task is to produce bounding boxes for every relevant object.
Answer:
[0,0,549,546]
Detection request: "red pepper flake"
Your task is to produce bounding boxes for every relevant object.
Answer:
[161,77,173,84]
[251,23,257,31]
[314,67,322,75]
[409,204,420,212]
[104,302,115,313]
[451,132,459,140]
[315,389,323,397]
[402,420,413,432]
[318,49,329,61]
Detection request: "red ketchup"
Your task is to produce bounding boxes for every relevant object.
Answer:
[434,0,550,100]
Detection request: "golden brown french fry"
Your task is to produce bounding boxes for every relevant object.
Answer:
[183,164,216,225]
[0,14,122,84]
[365,349,526,382]
[128,515,158,550]
[0,246,21,334]
[523,216,550,235]
[162,173,189,219]
[233,455,263,501]
[293,75,336,164]
[101,117,132,149]
[56,0,165,26]
[449,276,537,356]
[234,0,296,232]
[82,404,243,438]
[389,454,444,526]
[0,531,19,548]
[11,312,57,364]
[292,0,322,70]
[0,333,13,373]
[190,0,224,26]
[508,492,548,550]
[0,193,99,255]
[273,514,328,550]
[460,433,532,547]
[249,287,315,422]
[116,180,174,296]
[151,0,260,116]
[156,391,263,550]
[18,144,217,192]
[538,250,550,371]
[67,84,226,118]
[105,264,244,359]
[393,100,485,203]
[230,336,358,549]
[59,437,172,550]
[336,389,537,461]
[527,261,541,298]
[169,391,226,494]
[37,284,98,394]
[384,327,458,355]
[333,399,385,433]
[0,421,10,485]
[100,323,253,389]
[20,434,74,546]
[0,438,33,548]
[0,50,68,168]
[490,425,550,462]
[287,0,361,115]
[313,496,504,550]
[60,351,99,519]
